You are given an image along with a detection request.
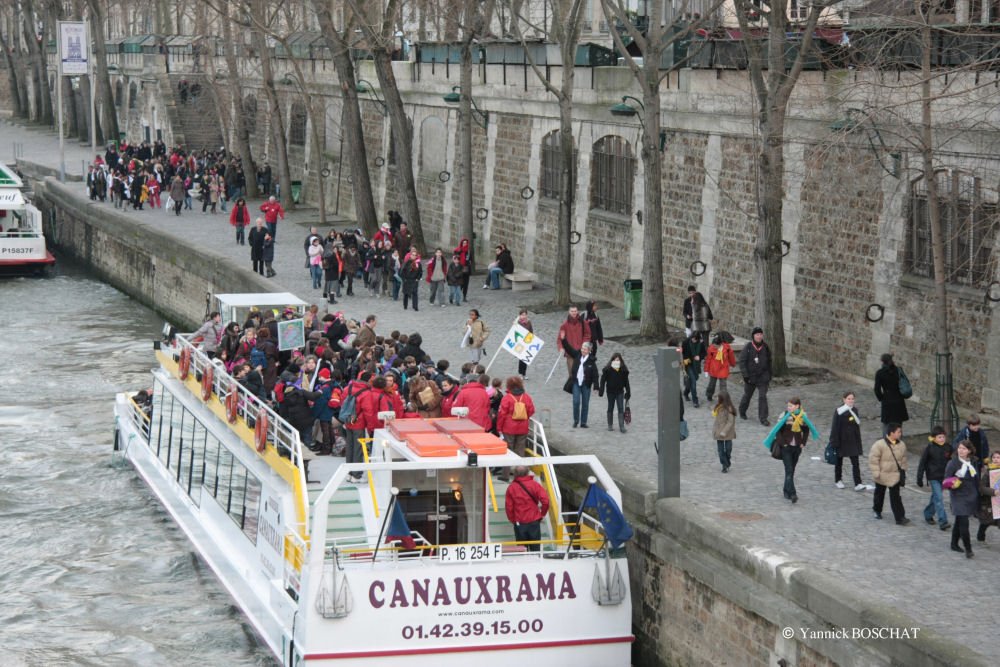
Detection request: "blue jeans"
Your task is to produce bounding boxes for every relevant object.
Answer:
[489,267,504,289]
[685,366,700,405]
[924,480,948,524]
[391,275,401,300]
[572,383,591,426]
[449,285,462,305]
[310,264,323,289]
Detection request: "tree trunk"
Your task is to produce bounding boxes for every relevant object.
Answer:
[638,63,668,337]
[220,5,257,198]
[311,0,379,235]
[373,49,425,252]
[21,0,48,123]
[553,40,576,307]
[0,26,25,118]
[457,39,475,270]
[251,5,293,210]
[921,19,952,432]
[87,0,117,144]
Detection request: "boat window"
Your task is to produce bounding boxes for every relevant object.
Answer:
[185,420,207,506]
[242,476,261,544]
[229,465,248,528]
[157,391,176,464]
[151,380,166,453]
[202,434,219,497]
[216,449,234,513]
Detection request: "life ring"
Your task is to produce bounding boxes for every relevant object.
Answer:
[225,382,239,424]
[201,365,214,401]
[254,412,269,453]
[178,347,192,380]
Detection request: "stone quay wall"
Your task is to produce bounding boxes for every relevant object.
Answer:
[31,175,981,667]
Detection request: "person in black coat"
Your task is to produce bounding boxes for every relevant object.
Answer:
[738,327,772,425]
[945,440,980,558]
[874,353,909,428]
[262,233,276,277]
[566,342,599,428]
[917,425,953,530]
[248,219,267,275]
[598,352,631,433]
[277,369,322,450]
[398,333,430,364]
[829,391,865,490]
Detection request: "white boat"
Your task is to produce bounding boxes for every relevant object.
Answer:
[0,162,55,275]
[114,316,634,665]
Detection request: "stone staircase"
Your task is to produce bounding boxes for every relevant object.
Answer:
[159,72,224,151]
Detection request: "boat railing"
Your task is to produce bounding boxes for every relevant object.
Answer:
[526,418,564,539]
[125,395,152,440]
[170,333,310,538]
[0,228,41,238]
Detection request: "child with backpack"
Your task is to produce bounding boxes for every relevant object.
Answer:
[712,391,737,473]
[496,376,535,480]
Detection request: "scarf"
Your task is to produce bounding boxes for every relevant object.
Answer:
[788,409,806,433]
[957,459,977,479]
[714,345,725,363]
[836,404,859,423]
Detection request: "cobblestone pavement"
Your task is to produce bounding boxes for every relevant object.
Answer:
[9,122,997,658]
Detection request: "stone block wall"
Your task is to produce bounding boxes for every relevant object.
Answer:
[488,115,534,262]
[661,131,709,315]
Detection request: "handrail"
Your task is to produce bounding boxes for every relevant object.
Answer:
[164,334,311,539]
[125,395,151,440]
[359,438,380,518]
[0,229,42,238]
[527,418,564,539]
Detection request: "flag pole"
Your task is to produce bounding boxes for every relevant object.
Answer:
[564,478,595,559]
[544,353,562,384]
[371,486,398,566]
[482,344,503,375]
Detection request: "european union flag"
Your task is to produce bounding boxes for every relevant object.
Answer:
[579,484,633,549]
[386,500,416,549]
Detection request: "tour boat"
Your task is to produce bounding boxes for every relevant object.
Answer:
[113,314,634,665]
[0,162,55,275]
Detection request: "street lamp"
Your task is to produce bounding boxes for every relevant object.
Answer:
[356,79,387,116]
[609,95,666,151]
[443,86,489,129]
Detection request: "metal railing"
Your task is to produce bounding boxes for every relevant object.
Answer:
[170,333,310,537]
[125,395,151,440]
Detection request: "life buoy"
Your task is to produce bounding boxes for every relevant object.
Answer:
[201,365,214,401]
[254,412,269,453]
[225,382,239,424]
[178,347,192,380]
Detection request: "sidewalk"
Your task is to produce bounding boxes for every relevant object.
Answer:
[9,121,997,659]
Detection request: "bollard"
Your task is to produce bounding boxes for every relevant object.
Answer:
[655,346,682,498]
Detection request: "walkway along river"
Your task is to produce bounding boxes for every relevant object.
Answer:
[0,259,273,666]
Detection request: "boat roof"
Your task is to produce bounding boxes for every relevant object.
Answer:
[214,292,308,308]
[0,187,26,210]
[0,163,23,188]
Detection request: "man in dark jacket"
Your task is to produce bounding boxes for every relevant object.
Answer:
[917,425,953,530]
[277,368,322,451]
[874,353,909,430]
[504,466,550,551]
[248,219,267,275]
[738,327,772,426]
[952,415,989,463]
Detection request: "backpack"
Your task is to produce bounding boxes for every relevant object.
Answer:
[274,382,286,404]
[897,366,913,399]
[250,347,267,370]
[339,385,367,424]
[511,396,528,421]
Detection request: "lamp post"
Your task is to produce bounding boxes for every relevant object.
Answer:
[609,95,666,150]
[443,86,489,129]
[829,108,900,178]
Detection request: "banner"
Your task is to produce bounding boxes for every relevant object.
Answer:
[277,318,305,351]
[502,323,544,366]
[59,21,89,76]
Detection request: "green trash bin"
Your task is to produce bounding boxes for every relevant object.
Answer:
[623,279,642,320]
[291,180,302,205]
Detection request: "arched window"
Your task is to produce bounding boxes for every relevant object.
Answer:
[115,80,123,107]
[289,100,308,147]
[590,135,635,215]
[243,95,258,135]
[540,129,567,200]
[906,169,998,286]
[419,116,446,173]
[128,82,138,110]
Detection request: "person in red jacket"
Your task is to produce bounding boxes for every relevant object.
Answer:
[342,372,372,483]
[556,305,591,378]
[496,376,536,480]
[229,197,250,246]
[452,237,471,302]
[504,466,550,551]
[260,196,285,240]
[704,333,737,403]
[360,375,404,434]
[452,374,491,430]
[440,376,458,418]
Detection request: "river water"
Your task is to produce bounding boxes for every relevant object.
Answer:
[0,260,273,666]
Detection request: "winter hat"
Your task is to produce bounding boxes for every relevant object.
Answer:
[751,327,764,336]
[279,370,297,383]
[381,222,390,230]
[318,368,331,380]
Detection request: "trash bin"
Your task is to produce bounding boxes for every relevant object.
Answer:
[291,180,302,204]
[623,279,642,320]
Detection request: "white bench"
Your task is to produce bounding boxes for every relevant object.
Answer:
[504,271,538,292]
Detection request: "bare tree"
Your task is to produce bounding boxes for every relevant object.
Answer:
[22,0,53,124]
[0,6,26,119]
[505,0,588,306]
[312,0,380,236]
[601,1,723,338]
[732,0,832,374]
[346,0,427,250]
[217,1,258,198]
[87,0,118,143]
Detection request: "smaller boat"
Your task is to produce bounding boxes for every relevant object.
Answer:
[0,162,55,276]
